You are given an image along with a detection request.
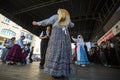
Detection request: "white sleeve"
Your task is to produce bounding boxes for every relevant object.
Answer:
[68,22,74,28]
[39,31,43,37]
[16,39,24,48]
[72,38,79,43]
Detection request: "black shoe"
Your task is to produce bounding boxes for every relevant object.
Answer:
[30,61,33,63]
[8,63,14,65]
[61,75,65,78]
[30,60,33,63]
[39,66,44,69]
[52,76,65,79]
[13,62,17,65]
[52,76,60,79]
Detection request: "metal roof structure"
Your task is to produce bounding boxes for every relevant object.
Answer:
[0,0,119,41]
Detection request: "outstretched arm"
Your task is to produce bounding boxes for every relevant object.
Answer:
[71,36,79,43]
[32,21,39,26]
[32,15,57,26]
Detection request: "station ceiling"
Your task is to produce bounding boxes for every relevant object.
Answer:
[0,0,120,41]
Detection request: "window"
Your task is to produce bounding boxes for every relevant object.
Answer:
[5,18,10,23]
[25,34,33,40]
[0,29,16,37]
[29,35,33,40]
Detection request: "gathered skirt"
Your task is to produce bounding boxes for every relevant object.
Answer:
[76,45,89,65]
[44,27,74,77]
[6,44,22,62]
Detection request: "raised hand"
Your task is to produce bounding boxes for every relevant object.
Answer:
[32,21,38,26]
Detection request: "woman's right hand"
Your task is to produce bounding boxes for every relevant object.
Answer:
[32,21,38,26]
[71,36,73,38]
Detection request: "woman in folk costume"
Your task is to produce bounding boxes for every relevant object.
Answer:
[6,35,25,65]
[71,35,89,67]
[1,37,16,63]
[32,8,74,78]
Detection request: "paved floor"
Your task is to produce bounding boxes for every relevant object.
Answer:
[0,62,120,80]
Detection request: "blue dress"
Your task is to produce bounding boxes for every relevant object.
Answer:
[37,14,74,77]
[72,37,89,65]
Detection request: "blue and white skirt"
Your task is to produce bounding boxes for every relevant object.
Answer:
[76,45,89,65]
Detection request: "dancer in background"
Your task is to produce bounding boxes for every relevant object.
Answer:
[6,35,25,65]
[72,34,89,67]
[39,25,51,69]
[1,37,16,63]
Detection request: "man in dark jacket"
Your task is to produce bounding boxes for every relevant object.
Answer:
[39,26,51,69]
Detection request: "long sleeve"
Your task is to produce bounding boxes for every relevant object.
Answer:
[68,22,74,28]
[80,38,85,45]
[72,38,79,43]
[16,39,24,48]
[5,40,14,48]
[72,38,85,46]
[37,15,57,26]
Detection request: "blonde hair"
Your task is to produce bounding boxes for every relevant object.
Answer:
[57,9,71,26]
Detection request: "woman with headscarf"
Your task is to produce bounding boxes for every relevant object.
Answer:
[71,34,89,67]
[6,35,25,65]
[1,37,15,63]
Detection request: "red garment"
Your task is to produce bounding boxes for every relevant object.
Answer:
[6,44,22,62]
[22,52,28,58]
[74,45,77,53]
[73,45,77,61]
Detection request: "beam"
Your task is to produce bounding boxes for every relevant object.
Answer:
[91,0,120,41]
[13,0,68,15]
[72,14,101,22]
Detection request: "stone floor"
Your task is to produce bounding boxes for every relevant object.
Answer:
[0,62,120,80]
